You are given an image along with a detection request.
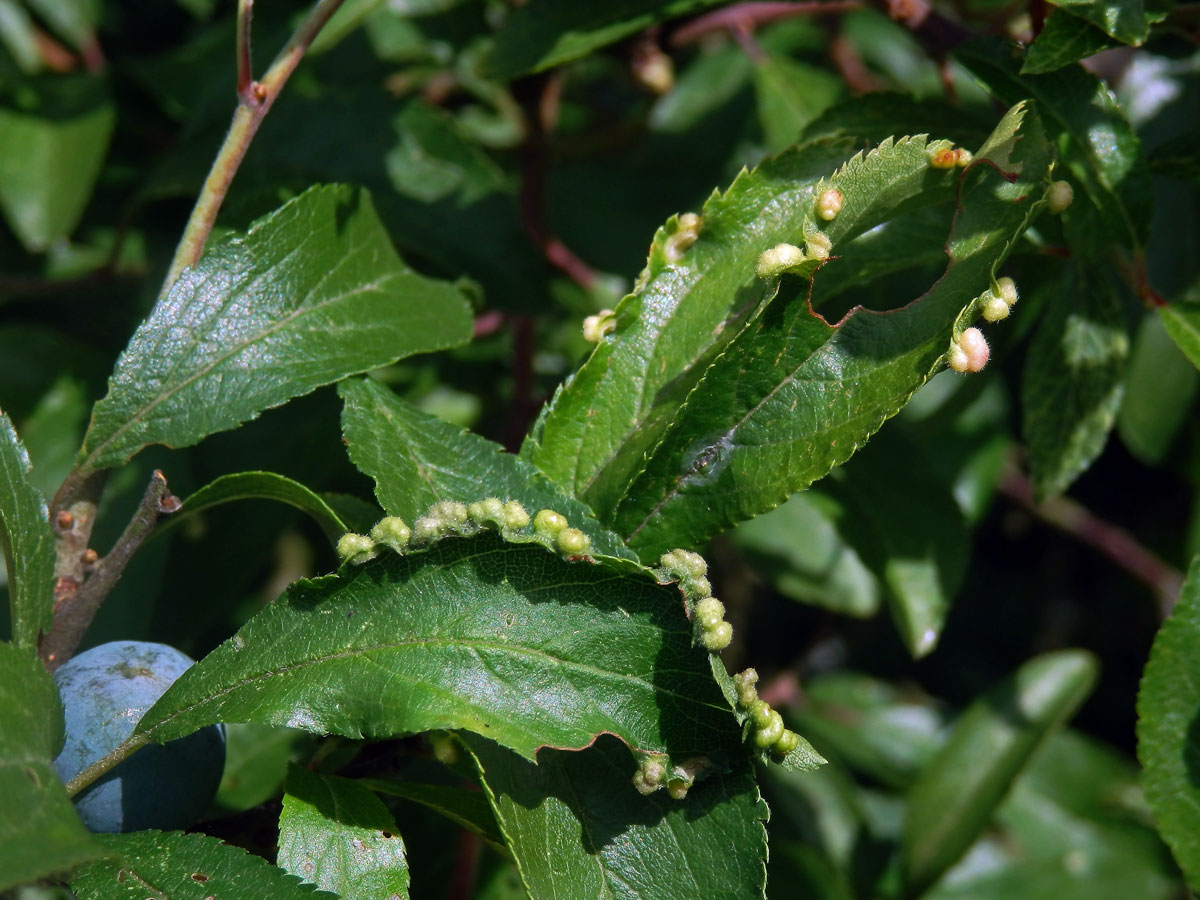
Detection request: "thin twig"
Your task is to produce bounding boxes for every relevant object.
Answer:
[160,0,345,296]
[672,1,862,45]
[40,471,181,670]
[237,0,254,96]
[999,467,1184,618]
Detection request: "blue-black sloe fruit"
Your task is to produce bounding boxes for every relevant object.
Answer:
[53,640,226,833]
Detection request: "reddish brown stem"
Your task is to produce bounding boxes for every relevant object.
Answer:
[999,467,1184,618]
[672,1,862,45]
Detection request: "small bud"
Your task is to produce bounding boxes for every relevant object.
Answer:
[694,597,726,629]
[534,509,569,537]
[501,500,530,530]
[1047,180,1073,214]
[773,729,801,756]
[948,327,989,374]
[749,699,772,728]
[734,668,759,707]
[804,230,832,261]
[754,710,785,748]
[556,527,591,555]
[756,243,806,278]
[582,309,617,343]
[337,533,377,563]
[633,44,674,95]
[430,732,458,765]
[664,212,702,262]
[55,510,75,531]
[701,621,733,651]
[667,779,690,800]
[996,276,1018,307]
[412,516,442,543]
[955,148,973,167]
[659,549,707,580]
[928,143,958,169]
[816,188,843,221]
[370,517,412,552]
[982,296,1010,322]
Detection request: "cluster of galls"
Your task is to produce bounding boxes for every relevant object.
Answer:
[926,139,973,170]
[656,548,733,651]
[336,499,592,565]
[733,668,801,757]
[632,753,713,800]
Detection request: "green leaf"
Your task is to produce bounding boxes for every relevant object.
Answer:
[822,429,969,658]
[278,764,409,900]
[483,0,722,80]
[0,642,102,891]
[135,534,742,764]
[1118,312,1198,464]
[0,0,42,73]
[955,38,1149,250]
[214,723,315,814]
[1138,555,1200,892]
[23,0,99,53]
[612,104,1050,557]
[1021,264,1129,499]
[1147,131,1200,185]
[1161,302,1200,370]
[732,490,882,619]
[1022,9,1118,74]
[339,378,635,560]
[465,735,769,900]
[754,55,843,155]
[1046,0,1148,46]
[0,411,55,650]
[164,472,351,546]
[71,831,324,899]
[77,184,473,474]
[0,75,115,252]
[900,650,1099,895]
[801,92,996,149]
[363,777,507,850]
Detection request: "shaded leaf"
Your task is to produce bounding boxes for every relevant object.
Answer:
[78,184,473,474]
[1138,555,1200,892]
[822,428,969,658]
[801,92,995,149]
[213,723,315,815]
[24,0,99,53]
[165,472,351,546]
[0,411,55,650]
[363,777,507,850]
[1118,312,1198,464]
[71,830,324,899]
[0,642,102,891]
[135,534,742,765]
[0,75,114,252]
[465,734,769,900]
[1160,302,1200,370]
[484,0,722,79]
[1148,131,1200,186]
[955,38,1149,249]
[901,650,1099,895]
[279,764,409,900]
[754,55,843,154]
[339,378,634,560]
[1022,9,1118,74]
[613,105,1050,556]
[732,490,882,619]
[1021,264,1129,499]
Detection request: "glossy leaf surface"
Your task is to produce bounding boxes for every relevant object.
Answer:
[1047,0,1148,46]
[1022,9,1118,74]
[0,642,100,890]
[278,764,409,900]
[0,411,55,650]
[467,735,769,900]
[78,184,473,474]
[614,105,1050,556]
[340,378,634,560]
[135,534,741,763]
